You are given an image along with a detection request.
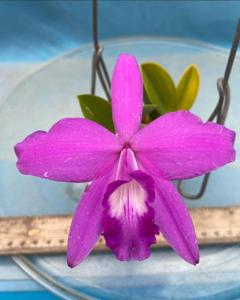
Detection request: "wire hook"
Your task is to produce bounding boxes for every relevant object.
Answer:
[91,0,111,100]
[177,19,239,200]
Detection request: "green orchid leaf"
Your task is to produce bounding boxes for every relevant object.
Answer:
[176,64,200,110]
[78,94,115,132]
[142,104,159,124]
[143,87,151,104]
[143,104,158,116]
[141,62,177,114]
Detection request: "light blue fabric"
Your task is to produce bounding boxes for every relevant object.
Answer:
[0,291,58,300]
[0,291,59,300]
[0,0,239,61]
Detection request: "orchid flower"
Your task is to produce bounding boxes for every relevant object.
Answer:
[15,54,235,268]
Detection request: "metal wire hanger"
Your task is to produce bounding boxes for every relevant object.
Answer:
[178,18,240,199]
[91,0,111,100]
[90,0,240,200]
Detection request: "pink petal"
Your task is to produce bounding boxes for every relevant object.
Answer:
[15,118,121,182]
[67,173,113,267]
[152,177,199,265]
[111,54,143,140]
[131,111,235,180]
[102,170,159,261]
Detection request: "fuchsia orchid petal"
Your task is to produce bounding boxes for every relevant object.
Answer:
[15,118,121,182]
[131,111,235,180]
[67,173,113,267]
[111,54,143,140]
[102,150,159,261]
[152,176,199,265]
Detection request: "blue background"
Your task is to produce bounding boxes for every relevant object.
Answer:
[0,291,58,300]
[0,0,239,62]
[1,1,239,299]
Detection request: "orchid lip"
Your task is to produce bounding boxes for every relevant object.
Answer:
[102,148,158,261]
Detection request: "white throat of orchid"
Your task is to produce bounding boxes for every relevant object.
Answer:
[108,149,148,220]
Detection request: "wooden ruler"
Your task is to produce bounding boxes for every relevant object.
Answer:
[0,206,240,255]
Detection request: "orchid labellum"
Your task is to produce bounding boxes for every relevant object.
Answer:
[15,54,235,268]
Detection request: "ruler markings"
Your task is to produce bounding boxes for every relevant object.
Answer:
[0,206,240,255]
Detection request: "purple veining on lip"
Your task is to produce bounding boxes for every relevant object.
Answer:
[15,54,236,268]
